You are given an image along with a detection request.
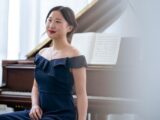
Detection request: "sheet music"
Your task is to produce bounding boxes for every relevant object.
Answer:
[91,33,121,65]
[0,104,14,114]
[71,33,96,63]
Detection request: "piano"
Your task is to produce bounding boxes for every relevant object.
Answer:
[0,0,138,119]
[0,37,139,119]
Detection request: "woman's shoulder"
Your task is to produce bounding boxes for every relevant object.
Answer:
[68,45,81,57]
[36,47,52,60]
[38,47,50,56]
[67,46,87,68]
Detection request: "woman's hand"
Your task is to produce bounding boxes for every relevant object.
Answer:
[29,105,43,120]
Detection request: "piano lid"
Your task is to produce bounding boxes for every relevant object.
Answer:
[75,0,127,32]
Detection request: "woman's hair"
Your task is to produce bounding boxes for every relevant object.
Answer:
[45,6,78,43]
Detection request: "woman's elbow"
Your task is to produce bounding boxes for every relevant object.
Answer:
[76,90,87,98]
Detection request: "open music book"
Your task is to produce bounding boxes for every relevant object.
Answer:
[71,32,121,65]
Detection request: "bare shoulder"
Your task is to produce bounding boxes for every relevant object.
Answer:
[68,46,81,57]
[38,47,50,56]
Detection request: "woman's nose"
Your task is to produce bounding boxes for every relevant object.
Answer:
[49,21,55,28]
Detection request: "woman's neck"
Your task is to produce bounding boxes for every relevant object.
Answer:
[51,38,70,50]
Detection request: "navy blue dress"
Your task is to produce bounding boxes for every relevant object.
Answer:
[0,53,87,120]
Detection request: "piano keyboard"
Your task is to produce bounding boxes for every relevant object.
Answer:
[1,91,31,96]
[1,91,137,102]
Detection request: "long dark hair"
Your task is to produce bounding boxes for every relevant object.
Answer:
[45,6,78,43]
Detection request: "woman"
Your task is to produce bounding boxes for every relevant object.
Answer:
[0,6,88,120]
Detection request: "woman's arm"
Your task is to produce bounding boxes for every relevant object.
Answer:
[29,79,42,120]
[31,79,39,107]
[72,67,88,120]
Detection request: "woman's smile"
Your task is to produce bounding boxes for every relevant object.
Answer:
[48,30,56,34]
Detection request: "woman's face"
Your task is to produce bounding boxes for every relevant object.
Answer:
[46,10,71,40]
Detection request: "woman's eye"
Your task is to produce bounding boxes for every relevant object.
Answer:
[56,21,61,23]
[49,19,52,22]
[47,19,52,22]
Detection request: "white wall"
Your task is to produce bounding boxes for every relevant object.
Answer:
[104,2,139,37]
[104,0,160,119]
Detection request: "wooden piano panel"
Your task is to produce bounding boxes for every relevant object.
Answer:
[86,65,136,98]
[3,64,34,91]
[1,62,34,110]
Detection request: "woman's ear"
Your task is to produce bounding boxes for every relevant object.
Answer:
[67,25,73,32]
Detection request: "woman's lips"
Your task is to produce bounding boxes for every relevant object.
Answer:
[48,30,56,34]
